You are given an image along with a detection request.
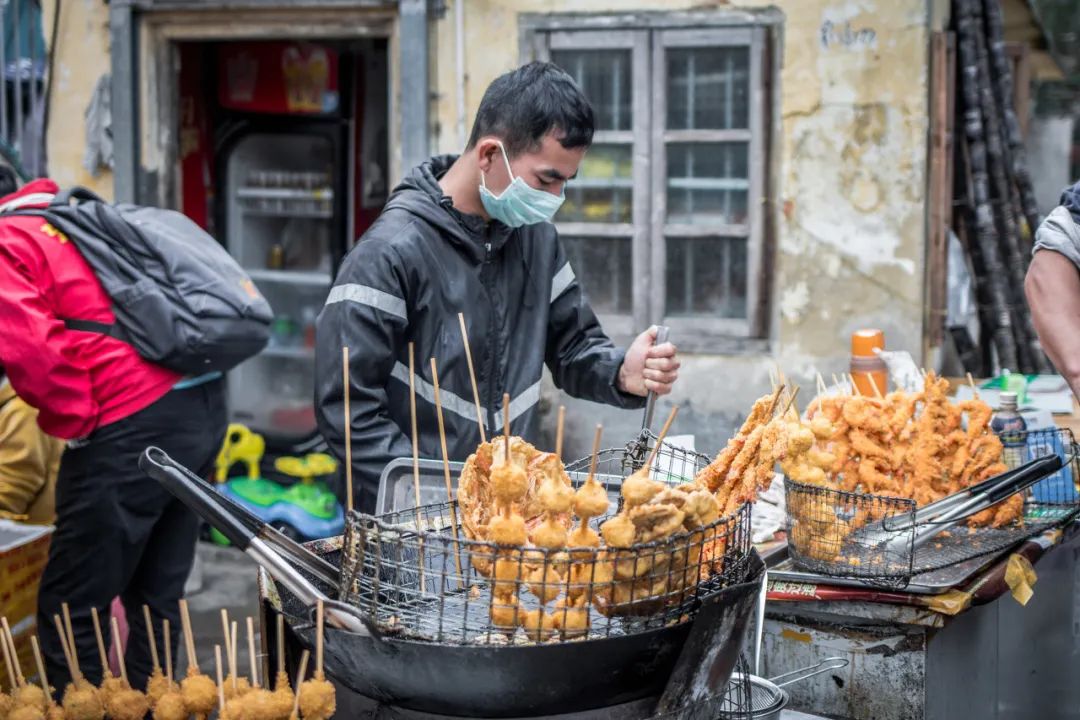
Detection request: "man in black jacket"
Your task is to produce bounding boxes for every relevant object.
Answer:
[315,62,679,511]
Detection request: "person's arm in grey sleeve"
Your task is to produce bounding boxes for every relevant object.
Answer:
[315,241,414,510]
[1026,247,1080,401]
[544,242,646,409]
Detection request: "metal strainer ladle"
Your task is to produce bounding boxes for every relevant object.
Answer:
[723,657,849,719]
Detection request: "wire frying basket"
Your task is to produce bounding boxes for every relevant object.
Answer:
[786,427,1080,587]
[337,438,753,645]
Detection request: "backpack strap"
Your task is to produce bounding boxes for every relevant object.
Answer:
[61,318,131,343]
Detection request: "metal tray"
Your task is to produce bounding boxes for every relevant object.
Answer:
[765,542,997,595]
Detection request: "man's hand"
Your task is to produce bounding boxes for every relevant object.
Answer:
[618,326,680,397]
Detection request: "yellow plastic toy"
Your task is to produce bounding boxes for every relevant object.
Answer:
[274,453,338,484]
[215,423,266,482]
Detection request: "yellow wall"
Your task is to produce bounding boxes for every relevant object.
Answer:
[429,0,931,452]
[41,0,113,198]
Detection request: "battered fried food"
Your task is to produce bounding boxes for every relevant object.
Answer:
[599,515,636,548]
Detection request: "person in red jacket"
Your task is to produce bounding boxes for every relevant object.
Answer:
[0,179,226,693]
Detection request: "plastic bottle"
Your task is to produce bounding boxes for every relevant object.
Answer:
[991,391,1027,468]
[850,329,887,397]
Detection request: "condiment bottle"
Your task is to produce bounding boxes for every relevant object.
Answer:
[850,329,887,396]
[991,391,1028,468]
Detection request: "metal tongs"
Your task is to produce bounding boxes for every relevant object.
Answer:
[857,452,1070,554]
[628,325,671,464]
[139,447,374,635]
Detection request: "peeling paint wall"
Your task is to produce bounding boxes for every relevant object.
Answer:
[432,0,931,458]
[41,0,113,198]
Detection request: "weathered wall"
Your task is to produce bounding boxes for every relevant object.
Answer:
[41,0,113,197]
[432,0,931,459]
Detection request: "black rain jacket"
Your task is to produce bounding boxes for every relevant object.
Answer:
[315,155,644,511]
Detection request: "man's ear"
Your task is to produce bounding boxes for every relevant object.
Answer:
[474,138,501,174]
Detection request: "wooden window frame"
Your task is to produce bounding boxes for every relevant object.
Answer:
[524,14,773,351]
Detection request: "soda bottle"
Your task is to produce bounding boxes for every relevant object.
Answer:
[991,391,1027,468]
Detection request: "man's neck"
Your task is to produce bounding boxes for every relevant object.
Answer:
[438,156,489,220]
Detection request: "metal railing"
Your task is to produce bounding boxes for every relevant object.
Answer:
[1,0,48,179]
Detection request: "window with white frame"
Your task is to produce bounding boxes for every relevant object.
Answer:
[532,20,770,345]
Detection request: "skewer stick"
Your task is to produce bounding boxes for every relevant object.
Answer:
[0,616,15,689]
[30,636,49,695]
[869,374,884,400]
[430,358,464,584]
[90,607,110,675]
[315,601,325,679]
[781,386,801,417]
[246,617,258,688]
[289,651,309,720]
[230,621,239,692]
[848,373,860,396]
[276,615,285,677]
[764,384,785,418]
[458,313,487,443]
[143,605,160,672]
[163,619,173,684]
[1,618,22,686]
[220,609,232,679]
[645,407,679,470]
[343,346,354,514]
[61,603,79,678]
[587,424,602,483]
[179,599,199,673]
[110,617,129,686]
[967,372,980,398]
[52,615,76,683]
[502,393,511,462]
[554,406,566,460]
[768,367,777,391]
[214,645,226,714]
[407,343,426,593]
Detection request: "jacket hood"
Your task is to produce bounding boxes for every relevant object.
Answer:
[1062,181,1080,226]
[385,155,513,263]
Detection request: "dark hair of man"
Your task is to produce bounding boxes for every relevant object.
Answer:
[0,166,17,197]
[466,61,594,157]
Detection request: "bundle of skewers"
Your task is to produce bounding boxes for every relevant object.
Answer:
[0,598,334,720]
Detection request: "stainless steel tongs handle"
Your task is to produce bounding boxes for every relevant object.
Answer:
[770,656,849,688]
[641,325,671,433]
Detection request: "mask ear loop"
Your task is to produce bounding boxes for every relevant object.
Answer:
[480,140,516,195]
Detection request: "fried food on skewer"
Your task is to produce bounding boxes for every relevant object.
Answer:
[104,617,150,720]
[297,602,335,720]
[140,606,171,706]
[50,614,103,720]
[30,637,61,720]
[88,608,124,707]
[268,616,294,720]
[2,617,46,715]
[178,600,217,720]
[153,620,185,720]
[220,615,251,701]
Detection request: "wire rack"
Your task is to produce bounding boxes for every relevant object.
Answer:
[786,427,1080,587]
[337,437,753,645]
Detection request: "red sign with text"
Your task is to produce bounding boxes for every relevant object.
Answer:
[217,42,340,115]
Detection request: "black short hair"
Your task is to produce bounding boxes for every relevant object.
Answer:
[0,166,16,197]
[466,61,594,157]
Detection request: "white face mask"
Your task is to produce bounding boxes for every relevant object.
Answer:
[479,140,565,228]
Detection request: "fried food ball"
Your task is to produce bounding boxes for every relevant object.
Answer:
[600,515,636,548]
[298,676,336,720]
[240,688,276,720]
[61,680,104,720]
[518,609,557,643]
[490,594,520,632]
[99,674,124,708]
[180,670,218,718]
[526,564,563,604]
[573,477,609,519]
[629,503,686,543]
[45,704,63,720]
[0,693,12,719]
[530,516,567,550]
[682,490,720,529]
[8,705,44,720]
[152,691,187,720]
[622,468,662,508]
[222,675,251,701]
[14,685,47,712]
[490,464,528,506]
[486,513,527,547]
[269,672,295,720]
[551,597,590,639]
[567,525,601,563]
[104,687,149,720]
[145,669,173,707]
[493,555,525,594]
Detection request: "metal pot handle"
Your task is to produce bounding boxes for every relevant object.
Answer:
[770,656,849,688]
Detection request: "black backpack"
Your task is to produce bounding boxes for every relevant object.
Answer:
[5,187,273,374]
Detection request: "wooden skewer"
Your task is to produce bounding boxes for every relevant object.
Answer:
[782,386,801,417]
[502,393,511,462]
[143,605,161,672]
[764,384,785,418]
[768,367,778,391]
[179,599,199,673]
[230,621,239,691]
[869,373,884,400]
[458,313,487,443]
[554,406,566,460]
[816,372,827,398]
[90,607,110,675]
[343,346,354,514]
[315,600,325,680]
[276,615,285,677]
[587,424,602,483]
[214,645,226,713]
[110,616,129,686]
[163,619,173,684]
[430,358,464,584]
[61,603,80,678]
[1,618,22,686]
[219,609,232,680]
[30,635,49,695]
[246,617,258,688]
[645,407,679,469]
[0,616,15,689]
[407,343,426,593]
[290,651,310,720]
[52,615,77,683]
[967,372,980,398]
[849,373,861,396]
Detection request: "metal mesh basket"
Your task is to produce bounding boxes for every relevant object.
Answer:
[647,655,755,720]
[786,427,1080,587]
[337,437,753,645]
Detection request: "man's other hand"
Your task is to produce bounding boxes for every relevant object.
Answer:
[618,327,680,397]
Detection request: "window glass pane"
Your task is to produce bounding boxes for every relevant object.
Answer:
[665,237,747,318]
[551,49,632,132]
[667,46,749,130]
[562,237,633,315]
[558,144,633,224]
[666,142,749,225]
